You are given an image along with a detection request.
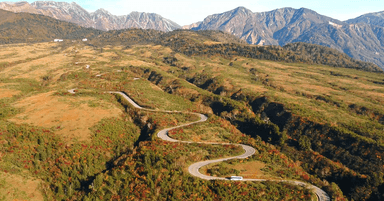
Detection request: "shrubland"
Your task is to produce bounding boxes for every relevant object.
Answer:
[0,31,383,200]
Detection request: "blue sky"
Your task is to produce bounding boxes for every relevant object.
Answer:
[4,0,384,25]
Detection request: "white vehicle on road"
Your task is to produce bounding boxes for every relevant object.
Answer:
[228,176,243,181]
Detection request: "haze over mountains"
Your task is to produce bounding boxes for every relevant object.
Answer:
[0,1,384,69]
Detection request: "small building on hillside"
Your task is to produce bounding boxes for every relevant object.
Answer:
[82,38,88,42]
[54,39,63,42]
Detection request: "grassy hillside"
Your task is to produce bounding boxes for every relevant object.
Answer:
[92,29,381,72]
[155,30,382,72]
[0,37,383,200]
[0,9,103,44]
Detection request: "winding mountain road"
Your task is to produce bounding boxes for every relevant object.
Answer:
[108,91,330,201]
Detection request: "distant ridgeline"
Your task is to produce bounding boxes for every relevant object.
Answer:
[188,7,384,70]
[89,29,383,73]
[0,8,381,73]
[0,9,102,43]
[153,31,382,73]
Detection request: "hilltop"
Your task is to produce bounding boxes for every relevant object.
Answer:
[0,9,102,43]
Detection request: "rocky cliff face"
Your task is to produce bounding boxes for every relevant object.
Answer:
[0,1,181,32]
[189,7,384,69]
[191,7,341,45]
[347,11,384,27]
[182,21,201,30]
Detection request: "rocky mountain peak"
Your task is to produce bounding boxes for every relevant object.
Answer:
[3,1,27,5]
[347,10,384,27]
[372,11,384,17]
[224,6,253,18]
[189,6,384,69]
[297,7,314,14]
[232,6,252,14]
[0,1,28,7]
[0,1,181,32]
[31,1,67,7]
[266,7,294,15]
[92,8,113,16]
[30,1,86,15]
[182,21,202,30]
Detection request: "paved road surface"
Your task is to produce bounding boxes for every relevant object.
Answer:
[108,91,330,201]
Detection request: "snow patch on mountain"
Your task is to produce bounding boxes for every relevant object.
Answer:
[329,21,342,28]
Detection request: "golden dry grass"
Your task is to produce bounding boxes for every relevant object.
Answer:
[76,49,98,58]
[222,79,234,91]
[350,90,384,104]
[9,92,123,142]
[0,88,20,98]
[117,59,154,67]
[337,78,382,90]
[203,41,223,45]
[0,42,56,63]
[99,52,118,58]
[148,45,172,54]
[174,54,195,68]
[187,127,228,143]
[89,51,119,62]
[150,82,164,91]
[259,61,295,69]
[1,53,71,80]
[2,42,384,138]
[93,44,384,130]
[123,48,135,54]
[209,58,384,126]
[112,46,124,50]
[0,172,44,201]
[241,84,268,93]
[150,45,162,50]
[175,88,199,97]
[299,84,337,95]
[141,51,152,58]
[201,160,275,179]
[231,160,268,179]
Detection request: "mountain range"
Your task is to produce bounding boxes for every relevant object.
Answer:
[0,1,181,32]
[1,7,380,73]
[188,7,384,69]
[0,1,383,69]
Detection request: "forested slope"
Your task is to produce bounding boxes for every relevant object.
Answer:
[0,9,102,44]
